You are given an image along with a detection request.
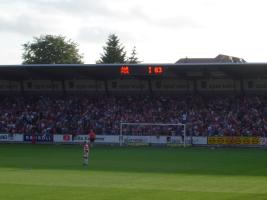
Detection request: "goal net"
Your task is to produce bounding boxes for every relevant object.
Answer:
[119,122,189,147]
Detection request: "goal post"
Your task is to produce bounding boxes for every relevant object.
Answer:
[119,122,187,147]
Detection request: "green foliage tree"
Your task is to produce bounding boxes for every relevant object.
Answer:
[97,34,127,64]
[127,46,141,64]
[22,35,83,64]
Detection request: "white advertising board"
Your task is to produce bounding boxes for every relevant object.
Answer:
[13,134,24,142]
[72,135,120,144]
[122,135,183,144]
[0,134,9,141]
[0,134,24,142]
[53,135,72,142]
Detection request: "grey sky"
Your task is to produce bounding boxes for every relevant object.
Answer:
[1,0,267,64]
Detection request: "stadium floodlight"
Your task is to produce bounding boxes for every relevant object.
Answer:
[119,122,187,147]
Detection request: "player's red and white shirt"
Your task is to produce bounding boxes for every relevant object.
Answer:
[83,144,89,152]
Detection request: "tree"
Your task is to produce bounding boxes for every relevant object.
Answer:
[22,35,83,64]
[97,34,127,64]
[127,46,141,64]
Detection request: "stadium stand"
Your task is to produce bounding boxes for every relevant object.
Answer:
[0,56,267,139]
[0,95,266,137]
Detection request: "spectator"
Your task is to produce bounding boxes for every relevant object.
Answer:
[0,95,266,137]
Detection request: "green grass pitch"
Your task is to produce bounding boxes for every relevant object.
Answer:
[1,144,267,200]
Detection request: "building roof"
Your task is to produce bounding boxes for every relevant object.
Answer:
[176,54,246,64]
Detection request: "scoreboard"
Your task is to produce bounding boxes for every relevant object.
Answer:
[120,65,164,76]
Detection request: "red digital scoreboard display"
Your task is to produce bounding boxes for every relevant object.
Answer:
[120,65,164,76]
[120,66,130,75]
[148,66,164,75]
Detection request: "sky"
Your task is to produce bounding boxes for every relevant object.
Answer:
[1,0,267,64]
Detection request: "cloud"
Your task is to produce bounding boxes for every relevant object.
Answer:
[0,15,48,36]
[128,6,150,21]
[128,6,201,29]
[19,0,116,18]
[77,27,112,43]
[77,26,134,44]
[152,16,202,29]
[0,0,116,19]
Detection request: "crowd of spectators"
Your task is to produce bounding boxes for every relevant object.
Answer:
[0,95,266,137]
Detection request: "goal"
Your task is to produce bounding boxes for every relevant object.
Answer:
[119,122,188,147]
